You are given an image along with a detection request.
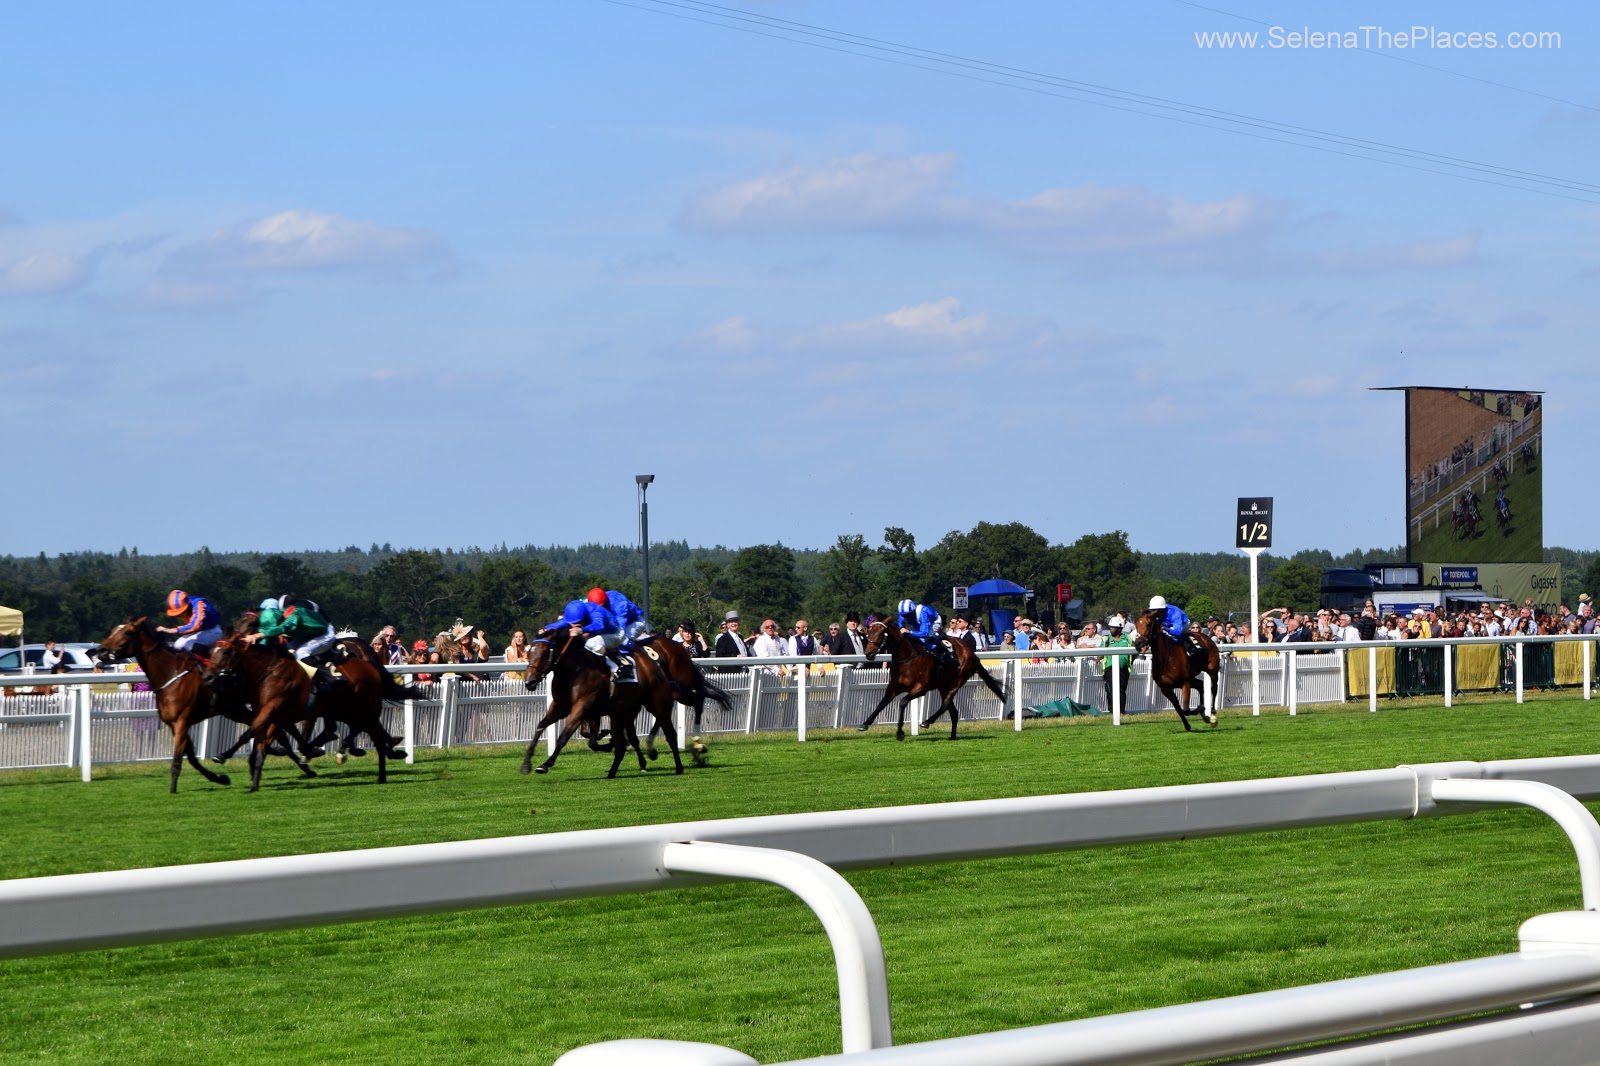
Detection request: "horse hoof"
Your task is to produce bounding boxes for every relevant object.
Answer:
[895,732,905,742]
[856,724,870,732]
[334,752,347,765]
[646,747,659,761]
[519,764,532,775]
[216,774,231,786]
[534,765,549,775]
[210,757,227,766]
[304,746,326,759]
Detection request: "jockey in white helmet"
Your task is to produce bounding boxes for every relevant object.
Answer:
[1148,595,1191,643]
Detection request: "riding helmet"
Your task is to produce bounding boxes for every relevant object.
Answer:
[586,587,608,605]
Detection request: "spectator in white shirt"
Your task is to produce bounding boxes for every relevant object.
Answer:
[1335,613,1362,642]
[40,640,64,669]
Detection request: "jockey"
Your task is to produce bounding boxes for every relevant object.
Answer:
[589,587,652,648]
[542,596,633,682]
[1495,486,1510,517]
[249,595,339,667]
[157,589,224,655]
[1148,595,1193,646]
[897,598,944,655]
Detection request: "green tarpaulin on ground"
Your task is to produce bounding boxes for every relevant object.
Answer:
[0,606,20,637]
[1026,696,1103,718]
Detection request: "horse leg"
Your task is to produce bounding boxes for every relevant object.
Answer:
[652,708,686,775]
[375,736,388,784]
[857,687,900,732]
[1160,683,1192,731]
[168,714,192,794]
[607,716,633,778]
[521,705,566,774]
[248,721,276,792]
[534,709,587,774]
[178,719,232,788]
[1202,672,1217,726]
[895,692,915,741]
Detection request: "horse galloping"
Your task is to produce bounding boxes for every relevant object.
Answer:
[640,634,732,763]
[1132,609,1221,731]
[203,639,405,792]
[519,632,683,777]
[92,618,315,792]
[857,621,1009,740]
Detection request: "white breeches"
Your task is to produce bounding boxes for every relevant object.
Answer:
[294,626,339,661]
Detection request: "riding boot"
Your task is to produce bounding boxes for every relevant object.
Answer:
[608,650,636,683]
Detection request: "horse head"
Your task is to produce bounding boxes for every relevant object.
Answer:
[1130,609,1161,651]
[202,637,245,688]
[861,621,889,661]
[523,633,572,691]
[93,617,149,665]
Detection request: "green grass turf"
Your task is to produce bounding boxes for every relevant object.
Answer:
[2,697,1598,1064]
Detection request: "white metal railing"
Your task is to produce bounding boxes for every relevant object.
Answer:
[2,633,1593,777]
[4,756,1600,1063]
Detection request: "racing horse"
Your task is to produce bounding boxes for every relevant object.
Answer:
[519,631,684,777]
[639,634,732,763]
[92,618,317,792]
[857,621,1009,740]
[203,638,407,792]
[209,627,422,765]
[1132,609,1221,731]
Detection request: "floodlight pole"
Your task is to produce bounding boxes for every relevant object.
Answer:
[636,475,656,622]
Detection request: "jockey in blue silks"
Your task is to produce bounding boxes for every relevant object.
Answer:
[897,598,944,654]
[1148,595,1191,643]
[541,596,633,681]
[593,588,651,648]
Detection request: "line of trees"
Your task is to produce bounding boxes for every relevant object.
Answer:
[3,528,1593,647]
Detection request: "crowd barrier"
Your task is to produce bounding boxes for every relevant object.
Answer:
[0,634,1594,779]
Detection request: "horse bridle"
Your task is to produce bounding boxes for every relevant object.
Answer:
[526,631,579,683]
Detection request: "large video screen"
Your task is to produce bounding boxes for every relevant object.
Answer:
[1406,387,1543,563]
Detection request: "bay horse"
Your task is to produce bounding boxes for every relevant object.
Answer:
[519,631,684,777]
[203,638,406,792]
[639,634,732,763]
[209,631,423,765]
[92,618,316,792]
[857,621,1009,740]
[1132,609,1221,731]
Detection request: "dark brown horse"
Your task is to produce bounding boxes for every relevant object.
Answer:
[857,622,1009,740]
[210,632,422,764]
[519,632,684,777]
[639,634,732,763]
[1132,609,1221,731]
[92,618,315,792]
[203,639,405,791]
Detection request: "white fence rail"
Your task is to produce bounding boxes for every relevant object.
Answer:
[4,756,1600,1065]
[1,634,1594,778]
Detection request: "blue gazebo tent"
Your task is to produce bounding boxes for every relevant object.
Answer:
[966,579,1029,639]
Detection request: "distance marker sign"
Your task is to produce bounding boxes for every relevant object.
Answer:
[1236,498,1274,549]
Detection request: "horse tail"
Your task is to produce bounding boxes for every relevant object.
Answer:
[973,658,1009,704]
[695,669,735,710]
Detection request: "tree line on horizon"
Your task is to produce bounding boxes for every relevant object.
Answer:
[3,527,1595,646]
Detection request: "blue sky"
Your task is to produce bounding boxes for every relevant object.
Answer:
[4,1,1596,559]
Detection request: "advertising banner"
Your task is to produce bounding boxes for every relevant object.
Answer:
[1403,387,1542,563]
[1421,562,1562,615]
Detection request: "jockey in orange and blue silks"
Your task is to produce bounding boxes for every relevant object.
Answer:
[1148,595,1190,642]
[897,599,943,653]
[158,589,224,654]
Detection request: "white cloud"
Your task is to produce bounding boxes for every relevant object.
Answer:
[683,152,1475,274]
[840,296,988,340]
[165,209,453,276]
[684,152,956,230]
[708,316,755,352]
[0,250,99,295]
